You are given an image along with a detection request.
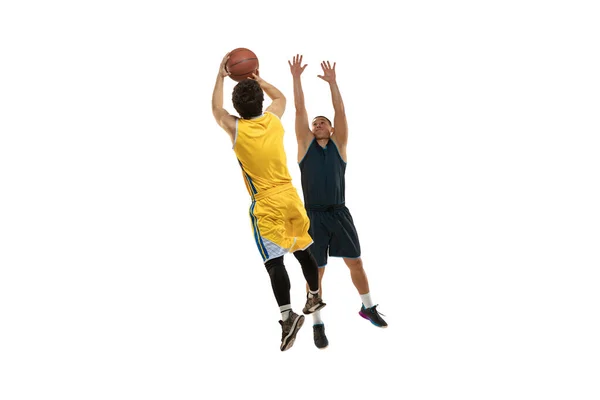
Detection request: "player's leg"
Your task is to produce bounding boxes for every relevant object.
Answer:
[343,257,387,327]
[252,198,305,350]
[302,263,326,330]
[306,266,326,297]
[343,257,370,297]
[264,255,305,350]
[264,255,291,310]
[293,248,328,349]
[331,207,388,328]
[329,206,365,293]
[310,264,328,349]
[293,248,326,314]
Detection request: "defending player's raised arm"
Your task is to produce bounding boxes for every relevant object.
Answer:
[211,53,237,143]
[288,54,313,148]
[251,72,286,119]
[318,61,348,148]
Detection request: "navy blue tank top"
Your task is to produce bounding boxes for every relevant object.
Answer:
[299,139,346,209]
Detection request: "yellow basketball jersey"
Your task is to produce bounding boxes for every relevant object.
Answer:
[233,112,293,199]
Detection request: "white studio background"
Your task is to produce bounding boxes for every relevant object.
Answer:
[1,1,599,399]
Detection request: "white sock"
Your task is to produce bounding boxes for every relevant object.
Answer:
[360,292,374,309]
[280,305,292,321]
[312,310,323,325]
[308,289,319,299]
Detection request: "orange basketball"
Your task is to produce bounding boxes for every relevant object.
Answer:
[226,48,259,82]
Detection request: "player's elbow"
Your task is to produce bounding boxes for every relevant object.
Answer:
[275,97,286,110]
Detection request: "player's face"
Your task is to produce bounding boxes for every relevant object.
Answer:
[311,118,332,139]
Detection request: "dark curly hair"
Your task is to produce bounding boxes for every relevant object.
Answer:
[232,79,264,119]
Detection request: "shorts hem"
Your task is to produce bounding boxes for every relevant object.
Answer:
[296,241,314,252]
[329,255,361,259]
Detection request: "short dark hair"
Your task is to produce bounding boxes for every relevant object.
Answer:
[232,80,264,119]
[312,115,332,126]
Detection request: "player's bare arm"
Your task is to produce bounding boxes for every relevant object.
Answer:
[319,61,348,157]
[212,53,237,143]
[251,72,286,119]
[289,54,313,160]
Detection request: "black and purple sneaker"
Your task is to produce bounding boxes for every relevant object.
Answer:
[359,304,388,328]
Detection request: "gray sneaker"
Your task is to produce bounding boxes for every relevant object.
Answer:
[279,311,305,351]
[302,293,326,314]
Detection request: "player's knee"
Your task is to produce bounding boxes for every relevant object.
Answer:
[265,256,284,275]
[344,257,363,270]
[293,249,307,263]
[293,249,316,265]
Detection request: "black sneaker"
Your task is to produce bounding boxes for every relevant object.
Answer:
[279,311,305,351]
[302,293,326,314]
[359,304,388,328]
[313,323,329,349]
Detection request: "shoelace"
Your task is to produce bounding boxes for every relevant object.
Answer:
[370,305,386,317]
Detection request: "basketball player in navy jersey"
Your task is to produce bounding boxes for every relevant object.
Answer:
[288,54,388,349]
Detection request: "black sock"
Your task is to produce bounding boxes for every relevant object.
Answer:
[293,249,319,293]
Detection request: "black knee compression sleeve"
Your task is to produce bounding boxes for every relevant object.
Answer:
[293,249,319,292]
[264,256,291,307]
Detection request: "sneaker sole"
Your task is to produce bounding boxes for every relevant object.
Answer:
[302,302,326,315]
[359,311,388,328]
[281,315,305,351]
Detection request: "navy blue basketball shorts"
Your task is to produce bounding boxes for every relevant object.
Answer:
[306,205,361,268]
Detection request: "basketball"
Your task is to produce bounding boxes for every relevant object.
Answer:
[226,48,259,82]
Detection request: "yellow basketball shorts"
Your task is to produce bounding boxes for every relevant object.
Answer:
[248,184,313,262]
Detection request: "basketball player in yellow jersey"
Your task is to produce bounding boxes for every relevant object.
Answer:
[211,52,326,351]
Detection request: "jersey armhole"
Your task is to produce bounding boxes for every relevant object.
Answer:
[329,138,347,164]
[232,119,239,149]
[298,137,316,165]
